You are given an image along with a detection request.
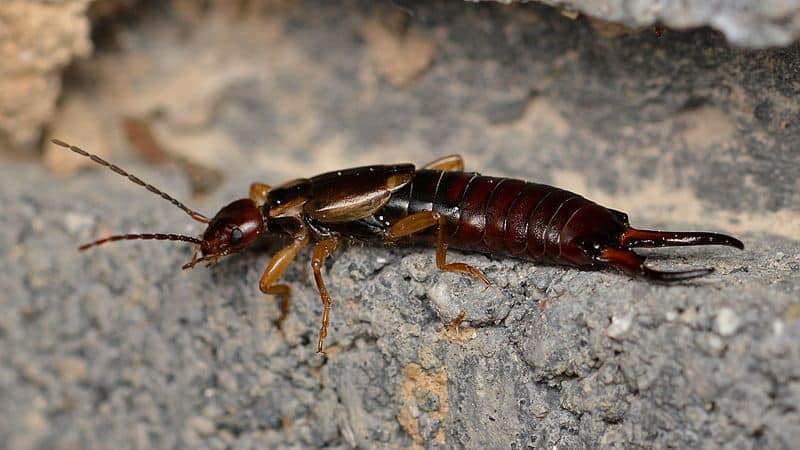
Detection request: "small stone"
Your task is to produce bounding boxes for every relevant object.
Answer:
[427,283,451,312]
[707,334,724,352]
[25,411,46,431]
[715,308,740,336]
[63,212,94,234]
[784,304,800,321]
[418,414,442,440]
[772,320,784,336]
[56,357,87,382]
[188,416,216,436]
[607,313,632,339]
[415,389,440,412]
[681,308,698,323]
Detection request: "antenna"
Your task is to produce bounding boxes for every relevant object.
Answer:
[51,139,209,223]
[78,233,202,251]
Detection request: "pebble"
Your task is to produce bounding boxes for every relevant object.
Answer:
[63,212,95,234]
[188,415,216,436]
[56,357,87,382]
[715,308,740,336]
[607,313,633,339]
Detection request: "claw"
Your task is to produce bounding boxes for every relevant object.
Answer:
[641,265,714,282]
[599,226,743,282]
[620,228,743,250]
[600,247,715,283]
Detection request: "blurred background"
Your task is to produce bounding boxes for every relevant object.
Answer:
[3,0,798,231]
[1,1,799,449]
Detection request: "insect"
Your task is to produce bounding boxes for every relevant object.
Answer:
[53,139,743,352]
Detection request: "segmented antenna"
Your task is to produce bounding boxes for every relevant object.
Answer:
[51,139,209,223]
[79,233,202,251]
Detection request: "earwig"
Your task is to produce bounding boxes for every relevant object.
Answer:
[54,140,743,352]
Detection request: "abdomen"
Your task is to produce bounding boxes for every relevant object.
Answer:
[380,170,627,267]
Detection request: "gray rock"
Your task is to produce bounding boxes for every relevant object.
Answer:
[1,165,797,449]
[477,0,800,48]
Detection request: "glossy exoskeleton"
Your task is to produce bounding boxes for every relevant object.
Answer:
[54,140,743,352]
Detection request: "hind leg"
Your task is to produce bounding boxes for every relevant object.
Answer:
[310,237,341,353]
[386,211,490,285]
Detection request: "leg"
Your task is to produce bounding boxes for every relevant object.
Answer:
[259,231,310,327]
[423,155,464,171]
[250,182,272,204]
[387,211,490,285]
[311,237,341,353]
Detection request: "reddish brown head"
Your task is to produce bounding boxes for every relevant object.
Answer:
[53,139,267,269]
[199,198,265,259]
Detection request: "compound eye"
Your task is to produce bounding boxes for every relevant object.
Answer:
[230,227,244,245]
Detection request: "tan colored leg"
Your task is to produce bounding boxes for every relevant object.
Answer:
[249,182,272,203]
[259,231,310,327]
[387,211,490,285]
[422,154,464,171]
[311,237,341,353]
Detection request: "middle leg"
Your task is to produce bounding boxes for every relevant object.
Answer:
[311,236,341,353]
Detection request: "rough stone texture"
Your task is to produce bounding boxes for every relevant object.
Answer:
[1,1,799,449]
[2,0,799,155]
[483,0,800,48]
[0,0,93,151]
[1,168,798,450]
[0,0,135,155]
[2,1,798,154]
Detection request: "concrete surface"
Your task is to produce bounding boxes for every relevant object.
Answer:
[1,1,799,449]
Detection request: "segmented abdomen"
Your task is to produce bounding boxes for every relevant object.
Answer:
[382,170,625,266]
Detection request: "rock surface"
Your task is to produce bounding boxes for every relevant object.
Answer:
[2,1,799,154]
[0,0,92,151]
[1,163,798,449]
[481,0,800,48]
[1,1,799,449]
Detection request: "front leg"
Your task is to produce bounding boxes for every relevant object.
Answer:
[259,230,310,328]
